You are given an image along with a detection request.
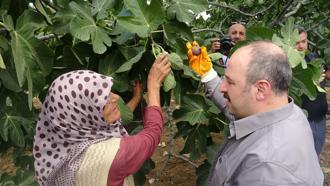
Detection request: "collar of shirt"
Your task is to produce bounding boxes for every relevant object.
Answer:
[228,98,294,140]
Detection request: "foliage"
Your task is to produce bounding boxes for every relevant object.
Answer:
[0,0,329,185]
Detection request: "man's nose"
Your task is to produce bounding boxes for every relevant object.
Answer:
[219,81,226,93]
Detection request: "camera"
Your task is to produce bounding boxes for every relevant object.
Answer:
[217,36,234,56]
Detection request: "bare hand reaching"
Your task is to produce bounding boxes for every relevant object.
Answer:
[147,53,171,107]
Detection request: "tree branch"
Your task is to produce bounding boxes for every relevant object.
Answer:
[209,1,279,17]
[170,153,198,168]
[284,0,305,17]
[192,28,222,34]
[269,0,295,27]
[306,15,330,33]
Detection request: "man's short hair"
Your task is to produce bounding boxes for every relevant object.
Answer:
[294,25,306,34]
[245,41,292,95]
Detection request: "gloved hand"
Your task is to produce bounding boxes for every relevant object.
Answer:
[186,41,212,77]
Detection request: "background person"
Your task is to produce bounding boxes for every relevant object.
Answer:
[210,23,246,66]
[33,53,171,186]
[296,27,329,156]
[187,41,323,185]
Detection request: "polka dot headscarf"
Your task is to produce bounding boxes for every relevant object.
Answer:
[33,70,128,185]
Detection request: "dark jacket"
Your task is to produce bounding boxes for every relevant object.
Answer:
[301,53,328,121]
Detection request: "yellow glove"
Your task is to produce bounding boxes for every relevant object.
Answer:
[186,41,212,76]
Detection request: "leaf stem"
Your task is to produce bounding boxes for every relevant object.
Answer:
[150,29,164,33]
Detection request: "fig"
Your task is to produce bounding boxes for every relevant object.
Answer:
[192,46,201,56]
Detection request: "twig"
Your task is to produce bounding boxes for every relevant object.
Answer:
[36,33,56,40]
[192,28,222,34]
[284,0,305,17]
[269,0,295,27]
[170,153,198,168]
[209,1,278,17]
[306,15,330,33]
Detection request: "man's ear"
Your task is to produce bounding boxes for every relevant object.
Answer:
[255,80,271,101]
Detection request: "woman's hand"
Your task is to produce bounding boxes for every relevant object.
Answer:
[147,53,171,107]
[148,53,171,91]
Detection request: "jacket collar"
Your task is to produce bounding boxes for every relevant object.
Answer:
[229,98,294,140]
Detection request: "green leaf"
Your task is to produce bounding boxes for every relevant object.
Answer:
[111,73,131,92]
[196,160,211,186]
[52,7,76,34]
[280,17,299,46]
[163,70,176,92]
[117,0,165,38]
[91,0,115,20]
[34,0,52,24]
[69,1,112,54]
[0,115,29,147]
[272,34,305,68]
[209,53,222,62]
[116,47,145,73]
[173,94,209,125]
[180,124,209,159]
[182,65,200,81]
[166,0,208,23]
[0,70,21,92]
[169,53,183,70]
[163,20,193,45]
[291,66,317,100]
[117,98,133,125]
[246,26,275,41]
[206,144,220,164]
[111,24,135,45]
[5,10,53,110]
[99,50,125,76]
[0,54,5,69]
[283,45,306,68]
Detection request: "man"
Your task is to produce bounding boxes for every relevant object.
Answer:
[210,23,246,66]
[296,28,328,156]
[187,41,323,185]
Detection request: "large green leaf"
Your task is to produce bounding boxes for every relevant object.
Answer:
[169,53,183,70]
[163,70,176,92]
[166,0,208,23]
[4,11,52,86]
[173,94,209,125]
[247,26,275,41]
[272,34,305,68]
[180,124,209,160]
[3,11,53,109]
[280,17,299,46]
[69,2,112,54]
[291,65,317,100]
[0,114,31,147]
[0,70,21,92]
[116,46,145,73]
[163,20,193,46]
[117,0,165,38]
[111,24,135,45]
[99,50,125,75]
[196,160,211,186]
[34,0,52,24]
[91,0,116,20]
[116,50,144,73]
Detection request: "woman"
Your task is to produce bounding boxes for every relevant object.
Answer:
[33,53,171,186]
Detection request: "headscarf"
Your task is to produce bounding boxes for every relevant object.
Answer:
[33,70,128,185]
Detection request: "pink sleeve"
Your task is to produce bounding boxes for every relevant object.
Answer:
[107,106,163,186]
